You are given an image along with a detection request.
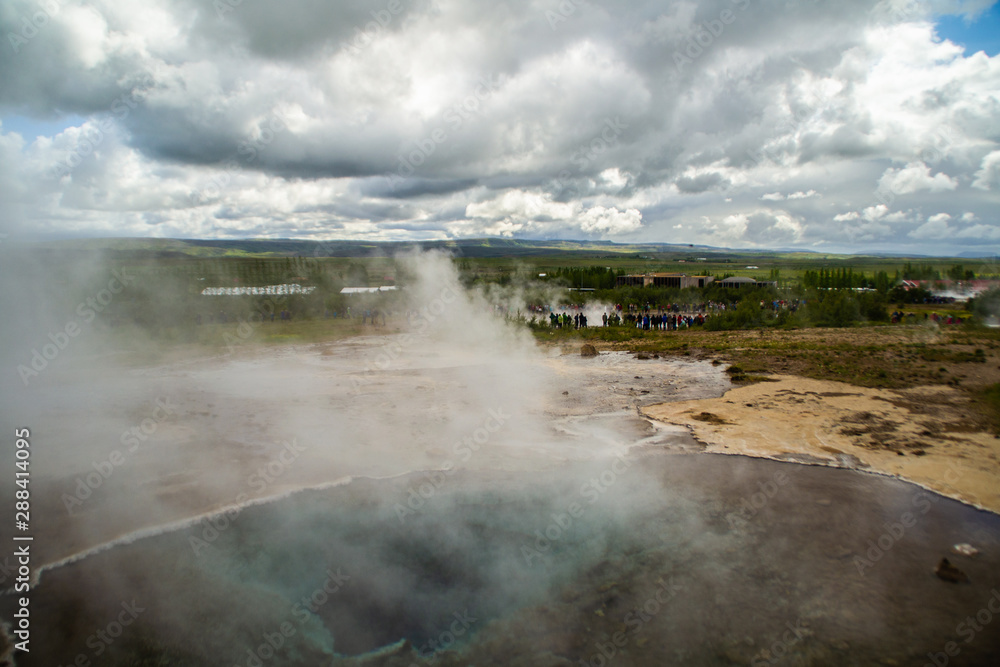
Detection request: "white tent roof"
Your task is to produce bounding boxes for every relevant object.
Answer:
[340,286,397,294]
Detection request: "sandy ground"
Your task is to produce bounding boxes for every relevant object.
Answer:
[643,374,1000,514]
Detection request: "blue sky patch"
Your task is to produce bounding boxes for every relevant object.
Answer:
[935,1,1000,56]
[1,115,85,142]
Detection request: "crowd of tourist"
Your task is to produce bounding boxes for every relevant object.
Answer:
[890,311,967,325]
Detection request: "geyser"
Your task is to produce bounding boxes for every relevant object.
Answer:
[2,251,998,667]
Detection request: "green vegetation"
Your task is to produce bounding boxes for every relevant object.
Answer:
[801,267,892,291]
[14,238,997,349]
[15,238,998,428]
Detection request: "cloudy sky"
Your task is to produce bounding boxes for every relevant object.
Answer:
[1,0,998,253]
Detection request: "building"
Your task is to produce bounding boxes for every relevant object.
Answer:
[615,273,714,288]
[718,277,777,289]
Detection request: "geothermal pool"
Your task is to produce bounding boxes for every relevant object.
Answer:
[3,331,1000,666]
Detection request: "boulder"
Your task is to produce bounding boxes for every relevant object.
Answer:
[580,344,598,357]
[934,557,969,583]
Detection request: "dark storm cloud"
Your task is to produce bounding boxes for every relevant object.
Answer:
[374,178,480,200]
[185,0,428,60]
[0,0,997,249]
[0,0,148,115]
[675,172,726,193]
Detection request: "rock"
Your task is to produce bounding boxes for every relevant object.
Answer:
[951,543,979,557]
[691,411,728,425]
[580,344,598,357]
[934,557,969,583]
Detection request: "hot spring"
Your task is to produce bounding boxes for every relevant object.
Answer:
[2,255,998,667]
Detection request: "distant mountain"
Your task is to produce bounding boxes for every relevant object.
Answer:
[956,251,999,259]
[22,237,982,261]
[28,237,729,259]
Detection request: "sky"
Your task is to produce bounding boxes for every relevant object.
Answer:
[0,0,998,255]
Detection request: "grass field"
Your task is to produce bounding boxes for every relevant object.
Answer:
[28,237,1000,286]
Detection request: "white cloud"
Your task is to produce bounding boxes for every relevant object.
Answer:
[972,150,1000,190]
[786,190,819,199]
[955,223,1000,240]
[578,206,643,236]
[863,205,889,221]
[772,213,804,240]
[910,213,953,239]
[465,190,574,223]
[877,162,958,195]
[699,213,749,245]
